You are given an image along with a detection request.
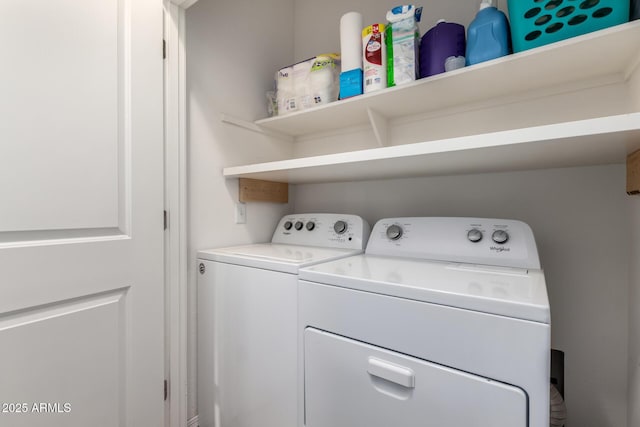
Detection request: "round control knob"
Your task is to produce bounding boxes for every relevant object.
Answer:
[333,220,348,234]
[305,221,315,231]
[294,221,304,231]
[386,224,403,241]
[492,230,509,244]
[467,228,483,243]
[283,221,293,230]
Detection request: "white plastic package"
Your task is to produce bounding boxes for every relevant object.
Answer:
[276,54,340,116]
[386,5,422,87]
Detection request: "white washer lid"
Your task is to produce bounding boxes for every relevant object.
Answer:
[198,244,363,274]
[299,254,550,323]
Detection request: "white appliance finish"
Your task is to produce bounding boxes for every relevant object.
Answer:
[197,213,370,427]
[305,329,527,427]
[298,217,551,427]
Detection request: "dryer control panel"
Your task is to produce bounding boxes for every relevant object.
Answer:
[272,213,371,250]
[366,217,540,269]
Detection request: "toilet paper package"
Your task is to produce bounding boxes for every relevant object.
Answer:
[306,54,341,108]
[276,54,340,115]
[293,58,314,111]
[276,67,296,115]
[386,5,423,87]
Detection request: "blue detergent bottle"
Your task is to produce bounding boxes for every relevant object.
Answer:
[466,0,511,66]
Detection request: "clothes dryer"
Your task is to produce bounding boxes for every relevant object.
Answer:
[197,213,370,427]
[298,217,550,427]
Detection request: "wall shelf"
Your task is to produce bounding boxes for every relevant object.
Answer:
[224,113,640,183]
[225,22,640,184]
[254,21,640,139]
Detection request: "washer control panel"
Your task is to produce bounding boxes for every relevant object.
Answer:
[272,213,371,250]
[368,217,540,269]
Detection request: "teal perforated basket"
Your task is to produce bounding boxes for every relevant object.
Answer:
[507,0,630,52]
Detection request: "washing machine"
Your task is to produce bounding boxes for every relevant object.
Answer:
[298,217,550,427]
[197,213,370,427]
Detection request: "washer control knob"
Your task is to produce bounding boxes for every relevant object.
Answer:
[306,221,315,231]
[295,221,304,231]
[333,220,348,234]
[492,230,509,244]
[467,228,483,243]
[386,224,403,241]
[283,221,293,230]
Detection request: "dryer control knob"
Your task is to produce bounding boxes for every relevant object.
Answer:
[283,221,293,230]
[492,230,509,244]
[333,220,348,234]
[386,224,403,241]
[295,221,304,231]
[467,228,483,243]
[306,221,315,231]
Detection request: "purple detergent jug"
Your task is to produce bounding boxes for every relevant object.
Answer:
[419,20,466,78]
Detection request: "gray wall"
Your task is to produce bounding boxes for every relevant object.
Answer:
[186,0,295,419]
[185,0,639,424]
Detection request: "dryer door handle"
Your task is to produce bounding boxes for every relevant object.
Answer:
[367,357,415,388]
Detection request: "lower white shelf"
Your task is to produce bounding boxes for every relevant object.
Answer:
[223,113,640,184]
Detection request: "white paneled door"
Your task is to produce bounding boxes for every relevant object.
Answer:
[0,0,165,426]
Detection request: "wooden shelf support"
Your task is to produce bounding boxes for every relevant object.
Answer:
[627,149,640,195]
[239,178,288,203]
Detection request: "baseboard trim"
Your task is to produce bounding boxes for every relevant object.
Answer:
[187,415,199,427]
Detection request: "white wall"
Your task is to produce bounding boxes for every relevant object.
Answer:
[629,197,640,427]
[631,60,640,112]
[185,0,639,424]
[186,0,295,419]
[293,164,630,427]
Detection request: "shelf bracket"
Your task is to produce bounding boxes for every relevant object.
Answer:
[627,149,640,195]
[366,107,389,147]
[220,114,295,143]
[239,178,288,203]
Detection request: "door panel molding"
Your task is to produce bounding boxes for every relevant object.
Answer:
[0,287,128,331]
[1,0,136,237]
[0,228,128,247]
[0,288,129,426]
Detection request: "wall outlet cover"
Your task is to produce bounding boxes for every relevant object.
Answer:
[235,203,247,224]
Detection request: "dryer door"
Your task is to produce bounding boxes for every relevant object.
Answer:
[304,328,527,427]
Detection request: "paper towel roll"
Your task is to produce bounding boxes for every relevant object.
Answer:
[340,12,363,72]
